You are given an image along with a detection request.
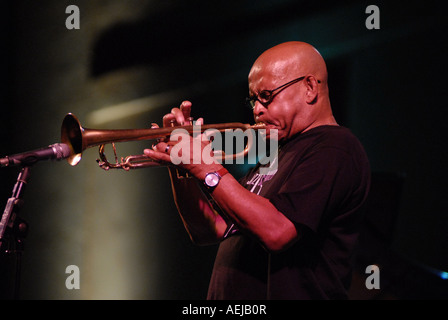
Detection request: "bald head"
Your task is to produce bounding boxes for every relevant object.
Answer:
[249,41,328,86]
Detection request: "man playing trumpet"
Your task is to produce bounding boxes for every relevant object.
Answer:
[144,41,370,300]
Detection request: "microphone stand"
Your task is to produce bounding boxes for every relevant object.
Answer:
[0,166,31,299]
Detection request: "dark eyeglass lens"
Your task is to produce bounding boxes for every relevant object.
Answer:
[258,91,271,102]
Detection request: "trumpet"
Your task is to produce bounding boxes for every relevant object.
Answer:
[61,113,266,170]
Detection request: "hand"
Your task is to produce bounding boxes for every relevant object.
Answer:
[143,101,222,179]
[161,100,203,128]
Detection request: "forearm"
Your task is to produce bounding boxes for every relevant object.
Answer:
[167,167,228,245]
[197,167,299,252]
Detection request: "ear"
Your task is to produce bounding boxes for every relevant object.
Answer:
[304,76,320,104]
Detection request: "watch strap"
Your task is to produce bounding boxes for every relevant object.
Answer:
[215,167,229,179]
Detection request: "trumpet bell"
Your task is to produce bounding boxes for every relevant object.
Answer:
[61,113,84,166]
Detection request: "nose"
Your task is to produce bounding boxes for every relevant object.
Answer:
[252,101,266,119]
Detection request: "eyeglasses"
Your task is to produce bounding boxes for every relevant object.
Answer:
[246,76,320,109]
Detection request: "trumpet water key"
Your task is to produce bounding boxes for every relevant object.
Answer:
[61,113,266,171]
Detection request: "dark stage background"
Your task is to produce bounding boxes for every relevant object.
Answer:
[1,0,447,299]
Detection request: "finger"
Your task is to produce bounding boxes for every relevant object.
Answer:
[152,141,170,153]
[163,108,184,127]
[147,141,174,161]
[171,107,186,126]
[195,117,204,126]
[151,123,159,129]
[163,113,177,128]
[144,148,171,164]
[180,100,192,121]
[162,101,193,128]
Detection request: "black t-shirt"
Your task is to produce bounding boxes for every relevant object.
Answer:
[207,125,371,300]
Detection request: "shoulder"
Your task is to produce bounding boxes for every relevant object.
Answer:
[283,125,370,174]
[285,125,365,154]
[307,125,359,145]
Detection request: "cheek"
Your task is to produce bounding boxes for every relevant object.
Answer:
[269,103,296,126]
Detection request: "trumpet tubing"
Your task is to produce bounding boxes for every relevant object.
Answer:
[61,113,265,170]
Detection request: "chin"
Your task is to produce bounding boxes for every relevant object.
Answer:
[261,128,283,142]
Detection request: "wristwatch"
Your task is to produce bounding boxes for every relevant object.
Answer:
[204,167,229,190]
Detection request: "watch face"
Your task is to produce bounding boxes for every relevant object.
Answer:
[205,173,219,187]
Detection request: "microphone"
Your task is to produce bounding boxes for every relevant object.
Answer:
[0,143,71,167]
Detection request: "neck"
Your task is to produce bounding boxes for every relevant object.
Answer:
[302,117,338,133]
[303,101,338,133]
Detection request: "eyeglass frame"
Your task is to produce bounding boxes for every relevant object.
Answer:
[246,76,321,109]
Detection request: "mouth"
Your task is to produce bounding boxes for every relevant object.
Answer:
[256,122,276,130]
[255,119,273,127]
